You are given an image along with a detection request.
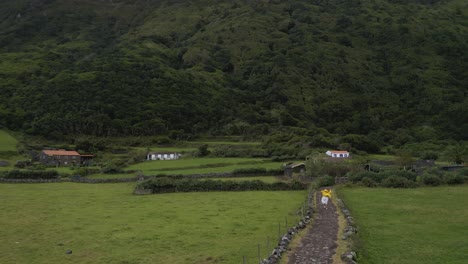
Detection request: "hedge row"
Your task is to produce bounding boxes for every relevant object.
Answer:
[134,178,307,194]
[232,168,283,175]
[347,169,466,188]
[2,170,59,179]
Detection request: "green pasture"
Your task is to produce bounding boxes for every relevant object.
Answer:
[0,183,306,264]
[126,158,284,175]
[0,130,21,171]
[338,186,468,264]
[0,130,17,152]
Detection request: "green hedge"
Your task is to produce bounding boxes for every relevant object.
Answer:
[135,178,307,194]
[232,168,283,175]
[3,170,59,179]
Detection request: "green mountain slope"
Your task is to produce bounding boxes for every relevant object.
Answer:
[0,0,466,143]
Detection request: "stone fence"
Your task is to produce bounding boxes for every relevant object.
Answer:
[336,198,358,264]
[258,189,315,264]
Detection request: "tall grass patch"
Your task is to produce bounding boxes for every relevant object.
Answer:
[0,130,17,152]
[338,186,468,264]
[0,183,306,264]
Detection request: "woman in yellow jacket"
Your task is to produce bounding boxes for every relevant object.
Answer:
[320,189,332,209]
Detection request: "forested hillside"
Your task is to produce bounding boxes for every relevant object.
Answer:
[0,0,466,145]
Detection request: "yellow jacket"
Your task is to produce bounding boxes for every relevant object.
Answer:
[321,189,332,198]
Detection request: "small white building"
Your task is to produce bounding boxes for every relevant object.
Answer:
[146,152,181,161]
[325,150,350,158]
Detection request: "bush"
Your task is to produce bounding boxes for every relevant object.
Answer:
[360,177,378,187]
[233,168,267,175]
[101,163,123,174]
[75,167,101,176]
[444,174,465,185]
[421,151,438,160]
[4,170,59,179]
[382,176,417,188]
[380,170,417,182]
[135,177,307,194]
[422,174,442,186]
[314,176,335,188]
[349,171,378,183]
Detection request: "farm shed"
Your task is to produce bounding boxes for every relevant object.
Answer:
[40,150,81,166]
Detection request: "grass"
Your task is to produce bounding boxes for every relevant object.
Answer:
[0,183,307,264]
[0,130,17,152]
[337,185,468,264]
[0,130,21,172]
[126,157,284,175]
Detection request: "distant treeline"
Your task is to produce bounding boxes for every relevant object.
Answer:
[0,0,466,146]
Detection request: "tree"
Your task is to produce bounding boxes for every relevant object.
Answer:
[305,152,326,177]
[197,144,210,157]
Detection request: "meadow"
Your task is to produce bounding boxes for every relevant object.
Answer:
[338,185,468,264]
[125,157,284,176]
[0,183,307,264]
[0,130,17,152]
[0,130,22,172]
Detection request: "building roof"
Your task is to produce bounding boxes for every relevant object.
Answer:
[42,150,80,156]
[327,150,349,154]
[147,152,180,155]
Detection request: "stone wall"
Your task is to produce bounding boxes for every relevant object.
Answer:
[258,190,315,264]
[336,198,358,264]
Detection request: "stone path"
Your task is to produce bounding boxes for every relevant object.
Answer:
[287,188,339,264]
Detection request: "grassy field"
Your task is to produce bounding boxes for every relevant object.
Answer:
[338,186,468,264]
[125,157,284,175]
[0,183,307,264]
[0,130,21,172]
[0,130,17,152]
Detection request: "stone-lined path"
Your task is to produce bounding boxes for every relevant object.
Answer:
[287,188,339,264]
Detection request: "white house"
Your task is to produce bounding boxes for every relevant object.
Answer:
[325,150,350,158]
[146,152,181,161]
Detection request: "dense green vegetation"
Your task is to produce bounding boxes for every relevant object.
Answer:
[0,0,466,151]
[135,177,306,193]
[0,183,306,264]
[338,186,468,264]
[0,130,17,152]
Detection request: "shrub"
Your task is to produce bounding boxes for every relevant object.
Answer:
[421,151,438,160]
[4,170,59,179]
[444,174,465,185]
[233,168,267,175]
[314,176,335,188]
[101,164,123,174]
[422,174,442,186]
[360,177,378,187]
[322,163,355,177]
[135,177,307,194]
[382,176,417,188]
[75,167,101,176]
[349,171,378,183]
[380,170,417,182]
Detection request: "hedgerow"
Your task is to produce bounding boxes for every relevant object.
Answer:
[3,170,59,179]
[134,178,307,194]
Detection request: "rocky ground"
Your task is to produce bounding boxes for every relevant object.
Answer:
[287,189,339,264]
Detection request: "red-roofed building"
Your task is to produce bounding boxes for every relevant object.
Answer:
[325,150,350,158]
[39,150,87,166]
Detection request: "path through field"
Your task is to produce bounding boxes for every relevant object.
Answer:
[288,189,339,264]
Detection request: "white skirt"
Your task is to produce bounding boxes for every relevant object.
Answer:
[321,196,329,205]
